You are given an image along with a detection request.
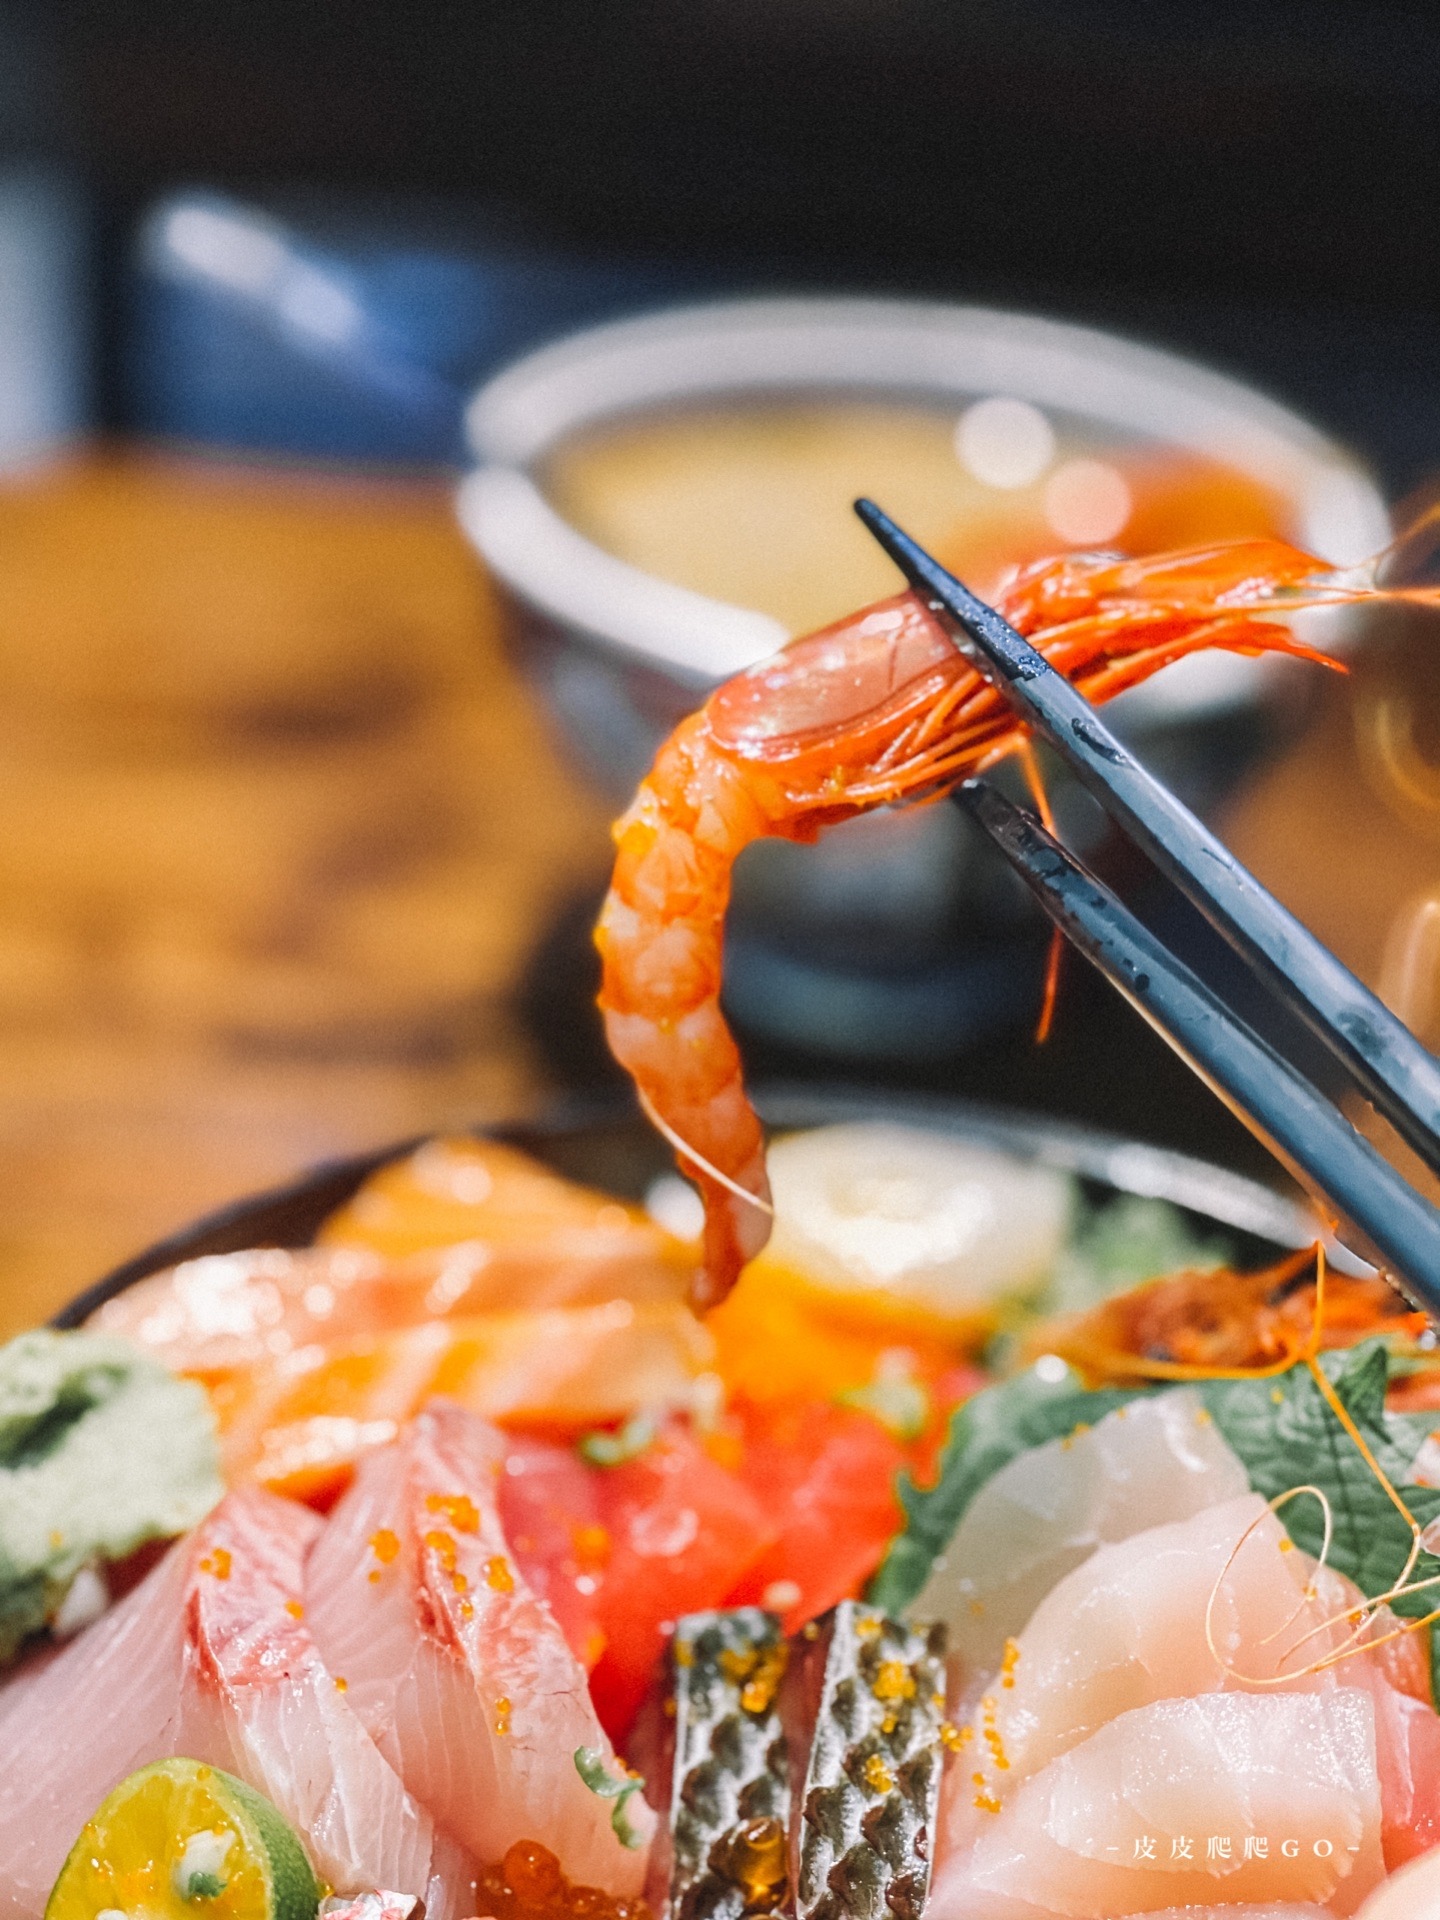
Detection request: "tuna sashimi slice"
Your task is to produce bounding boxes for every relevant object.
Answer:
[305,1399,652,1896]
[929,1689,1385,1920]
[913,1389,1250,1673]
[0,1487,440,1920]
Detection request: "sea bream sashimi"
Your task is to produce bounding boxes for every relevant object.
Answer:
[304,1398,653,1896]
[0,1487,447,1920]
[941,1492,1440,1875]
[912,1389,1250,1674]
[929,1689,1386,1919]
[951,1493,1378,1801]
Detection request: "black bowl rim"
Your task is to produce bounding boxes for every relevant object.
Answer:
[53,1082,1327,1331]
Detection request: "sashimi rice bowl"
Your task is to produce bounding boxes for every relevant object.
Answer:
[4,1101,1440,1920]
[13,525,1440,1920]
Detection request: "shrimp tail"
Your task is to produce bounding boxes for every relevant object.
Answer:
[595,718,776,1309]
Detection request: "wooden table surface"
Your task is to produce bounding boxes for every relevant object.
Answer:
[0,451,612,1334]
[3,451,1438,1335]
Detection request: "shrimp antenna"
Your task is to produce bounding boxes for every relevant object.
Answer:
[1014,740,1064,1044]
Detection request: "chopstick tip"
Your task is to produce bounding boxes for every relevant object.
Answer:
[853,496,899,544]
[853,498,928,585]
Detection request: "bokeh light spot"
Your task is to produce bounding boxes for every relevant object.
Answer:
[1043,458,1132,545]
[954,397,1056,490]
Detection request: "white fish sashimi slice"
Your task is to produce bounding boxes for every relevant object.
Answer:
[1355,1840,1440,1916]
[1367,1678,1440,1872]
[1141,1908,1330,1918]
[0,1530,189,1918]
[180,1489,437,1897]
[305,1398,651,1895]
[955,1494,1344,1808]
[423,1832,484,1920]
[913,1389,1250,1672]
[0,1488,439,1919]
[929,1690,1385,1920]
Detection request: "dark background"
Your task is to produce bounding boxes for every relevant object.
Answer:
[6,0,1440,494]
[1,0,1435,1192]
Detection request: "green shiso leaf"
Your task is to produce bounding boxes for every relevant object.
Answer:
[865,1366,1143,1612]
[1203,1341,1440,1692]
[868,1335,1440,1692]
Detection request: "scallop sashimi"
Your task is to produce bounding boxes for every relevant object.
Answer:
[0,1487,443,1920]
[930,1690,1385,1920]
[758,1123,1072,1316]
[304,1398,652,1896]
[913,1389,1249,1670]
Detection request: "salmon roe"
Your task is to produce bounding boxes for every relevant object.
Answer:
[467,1841,652,1920]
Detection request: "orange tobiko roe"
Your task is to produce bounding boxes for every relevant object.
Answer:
[705,1252,989,1406]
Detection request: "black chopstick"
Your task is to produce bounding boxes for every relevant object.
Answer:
[854,498,1440,1180]
[956,777,1440,1308]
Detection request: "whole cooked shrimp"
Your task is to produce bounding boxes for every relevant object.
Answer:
[596,536,1437,1309]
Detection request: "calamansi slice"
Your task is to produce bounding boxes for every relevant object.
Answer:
[45,1758,319,1920]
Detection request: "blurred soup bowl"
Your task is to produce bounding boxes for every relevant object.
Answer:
[457,298,1388,1058]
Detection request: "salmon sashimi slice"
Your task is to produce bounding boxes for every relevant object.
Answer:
[912,1389,1250,1675]
[929,1690,1385,1920]
[0,1487,442,1919]
[304,1399,653,1895]
[90,1195,694,1372]
[316,1136,694,1276]
[205,1301,714,1507]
